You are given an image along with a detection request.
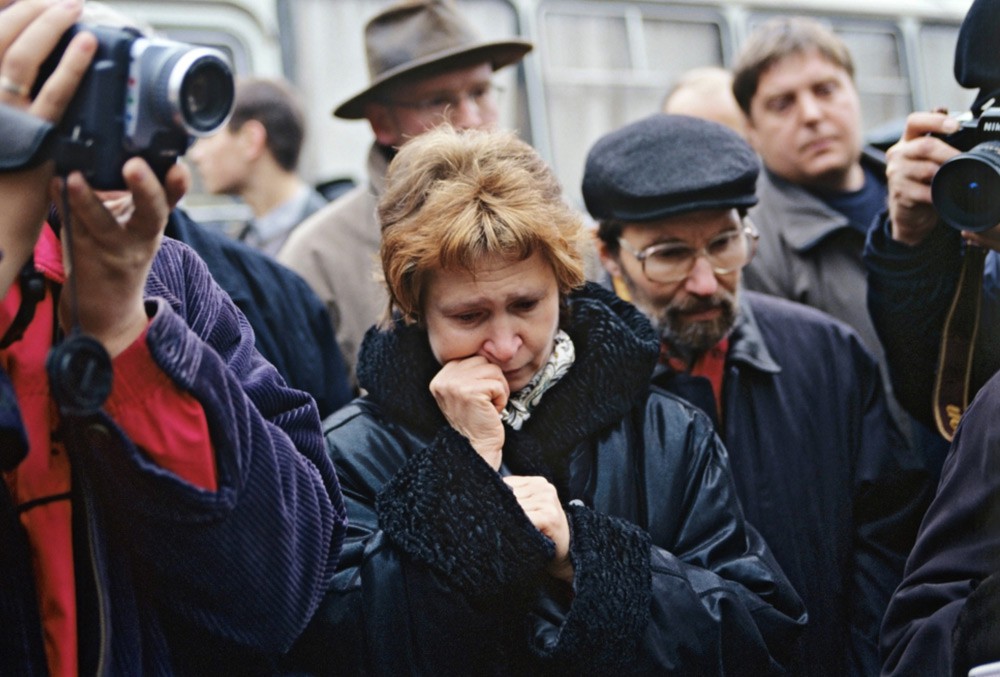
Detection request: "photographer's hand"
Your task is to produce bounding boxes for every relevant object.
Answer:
[885,111,961,246]
[0,0,92,297]
[51,159,189,358]
[961,224,1000,253]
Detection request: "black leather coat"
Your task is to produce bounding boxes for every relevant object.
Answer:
[289,283,806,675]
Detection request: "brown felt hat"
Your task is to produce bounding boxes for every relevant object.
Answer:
[333,0,533,119]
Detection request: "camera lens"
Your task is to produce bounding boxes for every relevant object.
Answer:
[179,55,235,133]
[932,141,1000,232]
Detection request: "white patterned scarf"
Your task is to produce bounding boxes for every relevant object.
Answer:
[501,329,575,430]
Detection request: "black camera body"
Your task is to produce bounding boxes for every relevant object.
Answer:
[931,106,1000,232]
[40,24,235,189]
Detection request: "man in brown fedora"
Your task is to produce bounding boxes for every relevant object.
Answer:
[278,0,532,390]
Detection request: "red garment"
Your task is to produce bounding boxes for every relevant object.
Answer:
[611,274,730,420]
[0,226,217,677]
[661,338,730,422]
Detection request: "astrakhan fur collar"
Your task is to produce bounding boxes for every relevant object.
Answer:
[357,281,659,461]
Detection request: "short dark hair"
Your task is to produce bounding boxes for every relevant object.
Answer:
[228,77,307,171]
[732,16,854,117]
[596,219,624,255]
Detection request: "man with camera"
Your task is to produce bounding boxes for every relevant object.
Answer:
[868,3,1000,674]
[864,111,1000,438]
[0,1,345,674]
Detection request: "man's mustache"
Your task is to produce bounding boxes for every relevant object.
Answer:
[670,295,731,316]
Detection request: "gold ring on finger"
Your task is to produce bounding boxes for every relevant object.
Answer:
[0,74,29,98]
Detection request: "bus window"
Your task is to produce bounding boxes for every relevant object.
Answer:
[539,1,726,206]
[745,13,910,134]
[838,23,910,131]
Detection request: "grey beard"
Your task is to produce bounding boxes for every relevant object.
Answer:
[652,298,738,359]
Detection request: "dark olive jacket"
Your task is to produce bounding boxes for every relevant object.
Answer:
[289,283,806,675]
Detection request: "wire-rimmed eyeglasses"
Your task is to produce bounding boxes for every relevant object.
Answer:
[617,221,759,284]
[383,81,503,117]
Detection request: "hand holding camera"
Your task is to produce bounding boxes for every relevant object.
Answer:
[37,22,234,189]
[0,0,94,298]
[885,112,962,246]
[886,107,1000,251]
[0,0,231,415]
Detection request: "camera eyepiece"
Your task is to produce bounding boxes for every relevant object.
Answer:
[932,140,1000,233]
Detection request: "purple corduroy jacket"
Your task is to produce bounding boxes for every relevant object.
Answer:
[0,233,346,675]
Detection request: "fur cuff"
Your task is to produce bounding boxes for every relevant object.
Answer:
[532,504,652,672]
[377,427,554,597]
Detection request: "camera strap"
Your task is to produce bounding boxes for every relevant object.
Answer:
[0,258,47,349]
[45,182,112,418]
[933,244,986,441]
[0,104,55,171]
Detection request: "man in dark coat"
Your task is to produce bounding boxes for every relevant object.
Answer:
[166,209,352,417]
[584,113,931,677]
[880,368,1000,676]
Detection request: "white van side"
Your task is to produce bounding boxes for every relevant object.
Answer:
[104,0,975,210]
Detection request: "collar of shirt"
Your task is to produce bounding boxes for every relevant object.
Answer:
[661,337,730,421]
[249,183,314,246]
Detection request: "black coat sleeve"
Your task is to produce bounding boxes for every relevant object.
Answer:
[880,371,1000,676]
[864,215,962,429]
[287,396,806,675]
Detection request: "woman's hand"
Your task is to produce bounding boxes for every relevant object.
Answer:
[52,158,189,357]
[503,475,574,584]
[0,0,93,297]
[430,355,509,470]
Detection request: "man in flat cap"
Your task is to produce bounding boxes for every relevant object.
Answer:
[279,0,531,389]
[583,113,930,677]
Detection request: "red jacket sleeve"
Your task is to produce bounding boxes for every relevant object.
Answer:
[103,323,217,491]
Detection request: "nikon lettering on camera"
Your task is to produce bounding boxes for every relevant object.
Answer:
[931,106,1000,232]
[38,23,235,189]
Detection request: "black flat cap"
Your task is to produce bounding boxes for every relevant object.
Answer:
[954,0,1000,112]
[582,114,759,222]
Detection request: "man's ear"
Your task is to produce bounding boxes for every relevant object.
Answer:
[237,119,268,159]
[743,112,764,153]
[596,236,622,277]
[365,102,401,147]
